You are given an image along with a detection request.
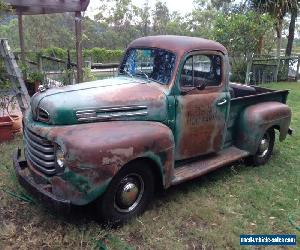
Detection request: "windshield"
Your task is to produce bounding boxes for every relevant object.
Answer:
[119,48,176,85]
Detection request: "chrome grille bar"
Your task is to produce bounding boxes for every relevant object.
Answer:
[77,111,148,122]
[24,130,54,153]
[24,127,56,175]
[25,140,55,161]
[25,127,52,147]
[25,149,56,175]
[76,105,148,122]
[76,105,148,114]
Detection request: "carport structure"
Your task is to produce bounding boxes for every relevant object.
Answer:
[4,0,90,82]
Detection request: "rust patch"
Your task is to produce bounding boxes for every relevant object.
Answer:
[175,92,228,160]
[24,119,175,204]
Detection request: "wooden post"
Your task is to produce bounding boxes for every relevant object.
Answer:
[75,11,83,83]
[245,53,253,85]
[274,57,280,83]
[296,55,300,82]
[18,14,25,65]
[37,54,43,72]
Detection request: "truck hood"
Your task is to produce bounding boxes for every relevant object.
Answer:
[31,76,169,125]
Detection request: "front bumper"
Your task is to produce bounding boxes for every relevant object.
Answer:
[13,148,71,213]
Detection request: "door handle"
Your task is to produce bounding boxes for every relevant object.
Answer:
[217,99,228,106]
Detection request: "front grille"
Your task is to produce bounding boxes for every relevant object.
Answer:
[24,127,56,175]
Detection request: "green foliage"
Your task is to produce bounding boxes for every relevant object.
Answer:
[84,48,124,63]
[0,0,295,84]
[187,8,218,38]
[27,72,44,84]
[0,0,10,12]
[152,1,170,34]
[24,14,75,50]
[229,59,248,82]
[83,67,96,82]
[213,11,274,56]
[39,47,124,63]
[42,47,68,59]
[59,69,75,86]
[20,62,44,84]
[0,94,10,115]
[213,11,274,81]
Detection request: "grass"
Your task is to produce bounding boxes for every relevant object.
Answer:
[0,82,299,249]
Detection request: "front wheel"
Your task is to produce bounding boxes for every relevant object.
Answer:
[246,128,275,166]
[97,161,154,225]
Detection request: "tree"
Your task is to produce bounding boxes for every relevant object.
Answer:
[194,0,235,11]
[152,1,170,35]
[166,11,190,36]
[94,0,141,48]
[187,7,218,39]
[213,11,274,81]
[138,2,151,36]
[0,18,19,49]
[285,3,298,56]
[251,0,298,57]
[24,14,74,50]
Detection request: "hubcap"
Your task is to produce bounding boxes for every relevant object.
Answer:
[114,174,144,213]
[258,133,270,158]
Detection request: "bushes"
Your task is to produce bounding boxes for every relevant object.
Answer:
[84,48,123,63]
[40,47,124,63]
[230,59,248,83]
[42,47,68,59]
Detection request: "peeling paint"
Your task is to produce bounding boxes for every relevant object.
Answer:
[16,36,292,211]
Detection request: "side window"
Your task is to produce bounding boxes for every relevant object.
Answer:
[180,54,222,88]
[181,56,194,87]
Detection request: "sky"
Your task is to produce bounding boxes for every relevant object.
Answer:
[86,0,195,18]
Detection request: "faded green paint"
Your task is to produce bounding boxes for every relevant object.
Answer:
[62,171,91,193]
[32,76,170,126]
[19,36,291,209]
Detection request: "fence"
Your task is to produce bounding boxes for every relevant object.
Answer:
[12,51,121,86]
[245,55,300,85]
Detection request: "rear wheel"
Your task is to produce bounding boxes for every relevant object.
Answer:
[97,161,154,225]
[246,128,275,166]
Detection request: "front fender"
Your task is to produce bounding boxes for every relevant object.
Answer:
[44,121,174,205]
[235,102,291,155]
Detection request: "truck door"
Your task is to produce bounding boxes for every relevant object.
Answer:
[175,52,230,161]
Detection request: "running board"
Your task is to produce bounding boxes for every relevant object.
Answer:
[172,146,249,186]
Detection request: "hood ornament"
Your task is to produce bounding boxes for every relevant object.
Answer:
[38,85,46,93]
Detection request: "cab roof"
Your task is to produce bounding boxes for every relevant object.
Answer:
[128,35,227,56]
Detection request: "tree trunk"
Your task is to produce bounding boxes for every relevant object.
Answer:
[286,8,297,56]
[275,18,284,82]
[257,35,264,56]
[275,19,283,58]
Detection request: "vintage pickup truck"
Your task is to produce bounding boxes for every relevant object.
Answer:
[14,36,292,224]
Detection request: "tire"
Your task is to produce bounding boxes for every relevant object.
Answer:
[97,161,154,225]
[246,128,275,166]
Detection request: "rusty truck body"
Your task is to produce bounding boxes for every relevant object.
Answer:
[14,36,292,224]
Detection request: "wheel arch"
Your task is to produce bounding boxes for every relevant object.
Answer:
[235,102,291,155]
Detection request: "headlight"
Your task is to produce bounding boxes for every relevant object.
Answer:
[56,147,65,169]
[37,107,50,122]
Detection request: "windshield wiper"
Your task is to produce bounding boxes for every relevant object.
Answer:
[122,69,133,78]
[136,69,150,82]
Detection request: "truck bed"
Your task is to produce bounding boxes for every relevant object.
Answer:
[224,83,290,148]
